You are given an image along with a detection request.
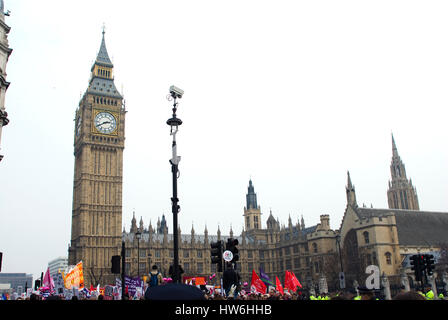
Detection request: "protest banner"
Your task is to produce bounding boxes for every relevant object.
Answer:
[116,276,142,297]
[64,261,84,290]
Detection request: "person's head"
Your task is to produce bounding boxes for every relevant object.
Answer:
[392,291,426,300]
[152,265,158,271]
[98,294,104,300]
[358,286,375,300]
[331,294,349,300]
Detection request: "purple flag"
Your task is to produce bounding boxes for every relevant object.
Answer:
[259,267,274,286]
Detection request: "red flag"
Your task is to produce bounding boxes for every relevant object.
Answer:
[89,284,94,292]
[284,270,294,292]
[290,271,302,289]
[275,276,284,295]
[285,270,302,292]
[250,270,267,294]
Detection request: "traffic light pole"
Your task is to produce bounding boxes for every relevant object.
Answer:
[121,241,126,299]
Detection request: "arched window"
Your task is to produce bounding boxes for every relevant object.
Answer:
[385,252,392,265]
[312,243,318,253]
[363,231,370,244]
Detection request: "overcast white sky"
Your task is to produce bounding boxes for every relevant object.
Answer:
[0,0,447,282]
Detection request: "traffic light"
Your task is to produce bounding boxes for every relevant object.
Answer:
[34,279,41,290]
[424,254,435,276]
[210,240,223,272]
[111,255,121,274]
[410,254,423,281]
[226,238,239,263]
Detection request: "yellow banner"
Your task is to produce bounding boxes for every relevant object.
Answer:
[64,261,85,290]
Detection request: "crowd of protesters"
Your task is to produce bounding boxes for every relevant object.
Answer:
[2,262,446,301]
[5,286,446,301]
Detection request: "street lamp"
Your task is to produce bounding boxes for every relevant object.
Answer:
[167,85,183,283]
[136,230,141,278]
[336,234,345,289]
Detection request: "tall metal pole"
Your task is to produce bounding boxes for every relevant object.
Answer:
[167,86,183,283]
[336,235,345,290]
[172,159,179,283]
[337,236,344,273]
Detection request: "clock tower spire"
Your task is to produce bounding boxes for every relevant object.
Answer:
[69,30,126,286]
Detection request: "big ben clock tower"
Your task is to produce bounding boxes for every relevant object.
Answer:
[69,30,125,286]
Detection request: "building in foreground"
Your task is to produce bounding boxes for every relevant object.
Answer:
[0,0,13,162]
[68,30,125,286]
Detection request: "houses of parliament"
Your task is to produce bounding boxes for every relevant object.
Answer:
[69,32,448,289]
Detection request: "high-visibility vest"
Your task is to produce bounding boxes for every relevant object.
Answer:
[425,290,435,300]
[310,295,317,300]
[438,293,444,299]
[353,295,361,300]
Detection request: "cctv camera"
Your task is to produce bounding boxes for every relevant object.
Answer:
[170,85,184,99]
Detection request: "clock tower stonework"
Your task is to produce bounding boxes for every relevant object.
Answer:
[69,31,125,286]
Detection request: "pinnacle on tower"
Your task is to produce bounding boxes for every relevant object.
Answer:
[95,27,113,67]
[346,171,357,206]
[387,134,419,210]
[391,133,399,159]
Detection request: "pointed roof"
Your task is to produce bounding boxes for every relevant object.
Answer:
[346,171,354,190]
[267,209,276,223]
[87,31,123,99]
[392,133,399,158]
[95,29,113,68]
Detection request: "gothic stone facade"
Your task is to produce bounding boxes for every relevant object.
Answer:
[122,187,338,287]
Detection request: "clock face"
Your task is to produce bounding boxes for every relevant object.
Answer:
[94,112,117,134]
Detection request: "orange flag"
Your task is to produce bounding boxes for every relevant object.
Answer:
[275,276,284,295]
[250,270,267,294]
